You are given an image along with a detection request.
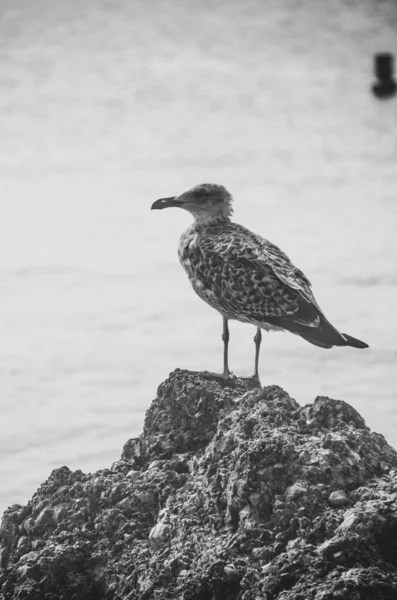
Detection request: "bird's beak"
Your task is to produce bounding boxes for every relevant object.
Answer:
[151,196,185,210]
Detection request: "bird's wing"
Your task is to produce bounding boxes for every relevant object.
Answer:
[187,224,323,326]
[244,232,325,326]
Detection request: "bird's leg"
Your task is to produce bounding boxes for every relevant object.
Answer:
[253,327,262,383]
[222,316,233,378]
[204,317,235,381]
[241,327,262,386]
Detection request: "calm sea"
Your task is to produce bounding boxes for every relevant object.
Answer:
[1,0,396,514]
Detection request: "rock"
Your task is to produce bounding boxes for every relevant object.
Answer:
[284,482,308,502]
[0,369,397,599]
[149,517,171,550]
[328,490,350,507]
[16,536,31,556]
[126,470,140,482]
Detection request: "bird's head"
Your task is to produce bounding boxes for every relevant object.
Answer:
[151,183,233,222]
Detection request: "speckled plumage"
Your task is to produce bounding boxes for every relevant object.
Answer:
[178,219,319,332]
[152,183,368,373]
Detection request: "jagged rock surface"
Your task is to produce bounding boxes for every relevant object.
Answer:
[1,369,397,600]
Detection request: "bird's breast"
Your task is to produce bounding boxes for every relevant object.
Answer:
[178,229,199,273]
[178,229,219,303]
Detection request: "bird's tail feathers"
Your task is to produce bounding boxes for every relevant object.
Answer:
[291,325,368,350]
[339,333,369,349]
[264,314,369,350]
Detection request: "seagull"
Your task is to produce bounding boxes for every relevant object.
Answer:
[151,183,368,385]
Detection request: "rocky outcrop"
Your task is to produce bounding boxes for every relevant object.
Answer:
[1,369,397,599]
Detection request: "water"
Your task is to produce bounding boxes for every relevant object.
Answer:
[1,0,396,515]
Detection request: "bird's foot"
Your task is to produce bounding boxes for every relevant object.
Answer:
[203,370,236,383]
[240,373,262,387]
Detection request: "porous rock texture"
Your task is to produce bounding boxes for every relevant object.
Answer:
[1,369,397,600]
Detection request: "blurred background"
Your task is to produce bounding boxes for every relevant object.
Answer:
[1,0,396,515]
